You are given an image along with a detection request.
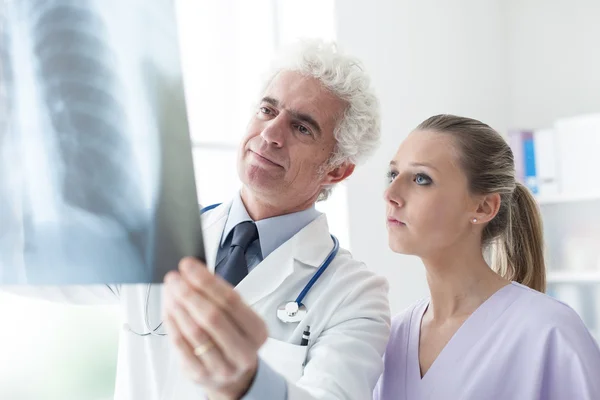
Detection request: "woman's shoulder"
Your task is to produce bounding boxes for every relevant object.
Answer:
[508,282,594,337]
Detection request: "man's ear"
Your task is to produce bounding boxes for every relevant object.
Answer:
[324,162,355,185]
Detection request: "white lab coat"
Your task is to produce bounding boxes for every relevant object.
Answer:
[7,201,391,400]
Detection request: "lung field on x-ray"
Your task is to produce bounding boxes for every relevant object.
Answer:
[0,7,19,283]
[33,4,145,222]
[19,0,155,284]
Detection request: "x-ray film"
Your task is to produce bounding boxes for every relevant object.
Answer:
[0,0,205,284]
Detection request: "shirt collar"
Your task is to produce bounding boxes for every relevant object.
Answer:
[221,192,322,259]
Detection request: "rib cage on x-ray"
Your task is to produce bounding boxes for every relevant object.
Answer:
[0,0,204,284]
[2,0,154,283]
[24,0,152,283]
[32,2,147,226]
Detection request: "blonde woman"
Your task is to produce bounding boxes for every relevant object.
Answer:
[375,115,600,399]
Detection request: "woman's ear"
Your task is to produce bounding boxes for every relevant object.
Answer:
[471,193,501,224]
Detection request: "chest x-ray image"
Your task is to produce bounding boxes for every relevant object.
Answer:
[0,0,205,284]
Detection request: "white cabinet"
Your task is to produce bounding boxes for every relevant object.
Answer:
[539,196,600,343]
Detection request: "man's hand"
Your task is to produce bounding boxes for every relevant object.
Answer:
[163,257,269,399]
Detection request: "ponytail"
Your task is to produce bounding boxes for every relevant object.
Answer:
[492,182,546,292]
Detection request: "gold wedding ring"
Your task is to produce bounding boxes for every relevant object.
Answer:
[193,341,216,357]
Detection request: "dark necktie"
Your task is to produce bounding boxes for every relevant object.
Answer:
[216,221,259,286]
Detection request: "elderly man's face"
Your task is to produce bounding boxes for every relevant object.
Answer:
[237,71,349,207]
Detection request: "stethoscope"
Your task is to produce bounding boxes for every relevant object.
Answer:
[126,203,339,336]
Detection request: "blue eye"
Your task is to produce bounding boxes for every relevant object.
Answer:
[295,124,311,135]
[414,173,432,185]
[386,171,398,183]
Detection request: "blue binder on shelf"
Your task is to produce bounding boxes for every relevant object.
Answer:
[522,131,538,195]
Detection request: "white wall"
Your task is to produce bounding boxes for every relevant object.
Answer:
[506,0,600,129]
[334,0,509,313]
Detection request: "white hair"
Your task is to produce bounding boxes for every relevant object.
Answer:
[259,39,381,201]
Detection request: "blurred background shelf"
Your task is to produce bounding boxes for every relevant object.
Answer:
[536,193,600,205]
[531,186,600,344]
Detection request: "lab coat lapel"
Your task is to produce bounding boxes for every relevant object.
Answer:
[200,202,231,273]
[235,214,333,307]
[235,242,296,307]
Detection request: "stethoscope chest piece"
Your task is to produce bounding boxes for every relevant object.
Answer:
[277,301,307,323]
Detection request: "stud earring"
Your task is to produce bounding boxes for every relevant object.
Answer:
[472,218,477,223]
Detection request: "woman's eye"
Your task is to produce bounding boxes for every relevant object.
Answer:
[386,171,398,183]
[414,173,432,185]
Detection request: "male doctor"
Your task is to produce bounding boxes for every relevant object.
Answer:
[7,39,390,400]
[161,39,391,399]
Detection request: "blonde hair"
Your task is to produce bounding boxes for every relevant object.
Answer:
[417,115,546,292]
